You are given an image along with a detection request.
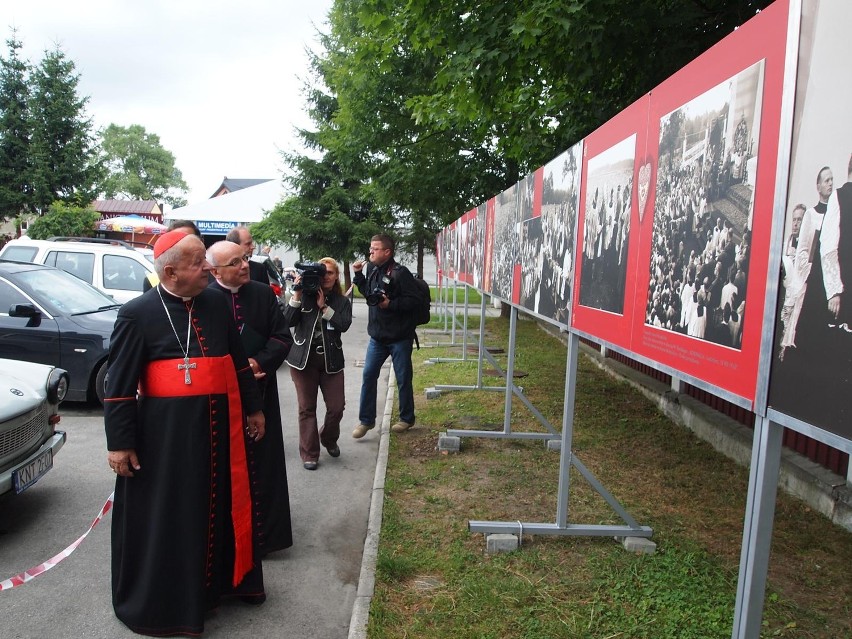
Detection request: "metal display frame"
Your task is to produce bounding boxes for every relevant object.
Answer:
[468,332,653,540]
[429,3,852,637]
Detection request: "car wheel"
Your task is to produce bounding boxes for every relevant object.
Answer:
[94,361,108,405]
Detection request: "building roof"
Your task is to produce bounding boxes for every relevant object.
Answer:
[168,179,283,225]
[210,177,274,198]
[93,199,162,216]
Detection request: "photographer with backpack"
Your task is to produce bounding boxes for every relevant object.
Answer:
[351,233,421,438]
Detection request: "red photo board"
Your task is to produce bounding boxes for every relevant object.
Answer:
[571,96,650,347]
[628,0,790,404]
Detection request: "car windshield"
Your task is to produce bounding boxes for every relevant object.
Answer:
[17,267,121,315]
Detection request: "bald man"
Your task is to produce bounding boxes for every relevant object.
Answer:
[208,240,294,557]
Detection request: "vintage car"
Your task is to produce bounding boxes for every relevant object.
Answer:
[0,358,68,496]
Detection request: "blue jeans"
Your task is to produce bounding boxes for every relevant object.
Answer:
[359,337,415,427]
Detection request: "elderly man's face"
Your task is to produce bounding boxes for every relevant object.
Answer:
[212,242,250,288]
[791,207,805,237]
[169,236,211,297]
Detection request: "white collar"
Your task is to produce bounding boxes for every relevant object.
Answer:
[159,283,193,302]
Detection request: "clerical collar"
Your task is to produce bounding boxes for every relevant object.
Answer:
[219,281,241,294]
[159,283,193,302]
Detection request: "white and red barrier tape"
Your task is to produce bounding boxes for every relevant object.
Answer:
[0,492,114,591]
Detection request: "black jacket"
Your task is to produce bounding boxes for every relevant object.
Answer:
[282,290,352,373]
[353,258,419,344]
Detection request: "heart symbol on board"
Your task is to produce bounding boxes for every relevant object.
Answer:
[637,162,652,223]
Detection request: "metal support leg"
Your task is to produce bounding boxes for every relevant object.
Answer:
[731,416,782,639]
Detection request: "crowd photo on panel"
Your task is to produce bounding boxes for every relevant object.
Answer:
[490,185,519,302]
[579,169,632,313]
[644,62,763,349]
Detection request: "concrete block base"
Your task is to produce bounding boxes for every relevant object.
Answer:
[619,536,657,555]
[486,533,519,554]
[546,439,561,452]
[438,432,460,452]
[425,387,442,399]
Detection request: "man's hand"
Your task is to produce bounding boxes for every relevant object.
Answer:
[246,411,266,442]
[828,294,841,319]
[353,259,365,273]
[108,449,140,477]
[378,295,390,309]
[248,357,266,380]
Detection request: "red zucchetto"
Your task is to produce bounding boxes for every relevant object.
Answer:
[153,229,190,258]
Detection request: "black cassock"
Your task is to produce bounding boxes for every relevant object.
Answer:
[209,279,294,555]
[104,286,265,636]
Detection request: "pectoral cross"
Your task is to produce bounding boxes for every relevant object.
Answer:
[178,356,196,384]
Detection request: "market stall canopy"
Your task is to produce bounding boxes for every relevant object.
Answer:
[95,214,168,235]
[166,180,284,236]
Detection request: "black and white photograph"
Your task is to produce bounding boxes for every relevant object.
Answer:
[645,60,765,348]
[536,144,581,325]
[458,213,469,283]
[579,135,635,314]
[444,223,456,280]
[448,220,460,280]
[768,0,852,441]
[490,183,519,302]
[519,215,543,312]
[470,203,486,289]
[518,171,536,222]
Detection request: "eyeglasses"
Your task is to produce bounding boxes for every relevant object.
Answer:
[218,255,250,268]
[369,247,390,253]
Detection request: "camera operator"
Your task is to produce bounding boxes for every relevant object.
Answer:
[351,233,420,439]
[283,258,352,470]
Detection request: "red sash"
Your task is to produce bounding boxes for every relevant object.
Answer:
[140,356,253,587]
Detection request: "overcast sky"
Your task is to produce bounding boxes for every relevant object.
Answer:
[4,0,334,207]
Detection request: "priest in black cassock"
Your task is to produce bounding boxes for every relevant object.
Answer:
[207,240,294,556]
[105,230,267,637]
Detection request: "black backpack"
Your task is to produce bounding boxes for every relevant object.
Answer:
[390,264,431,326]
[410,276,432,326]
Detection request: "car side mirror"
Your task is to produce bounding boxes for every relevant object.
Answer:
[9,303,40,318]
[9,303,42,327]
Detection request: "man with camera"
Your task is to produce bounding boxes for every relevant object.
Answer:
[352,234,420,438]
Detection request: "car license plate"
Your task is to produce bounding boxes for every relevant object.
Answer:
[13,449,53,494]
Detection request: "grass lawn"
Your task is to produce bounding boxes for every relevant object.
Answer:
[368,314,852,639]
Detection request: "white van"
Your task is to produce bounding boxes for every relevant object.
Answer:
[0,236,155,304]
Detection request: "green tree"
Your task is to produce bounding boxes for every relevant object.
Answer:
[29,46,100,211]
[252,43,389,284]
[26,200,99,239]
[385,0,774,171]
[320,0,512,274]
[99,123,188,208]
[0,33,32,220]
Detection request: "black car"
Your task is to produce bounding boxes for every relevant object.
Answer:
[0,260,118,403]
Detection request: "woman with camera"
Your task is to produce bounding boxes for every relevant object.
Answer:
[283,258,352,470]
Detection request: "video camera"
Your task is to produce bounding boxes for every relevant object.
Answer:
[293,261,327,294]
